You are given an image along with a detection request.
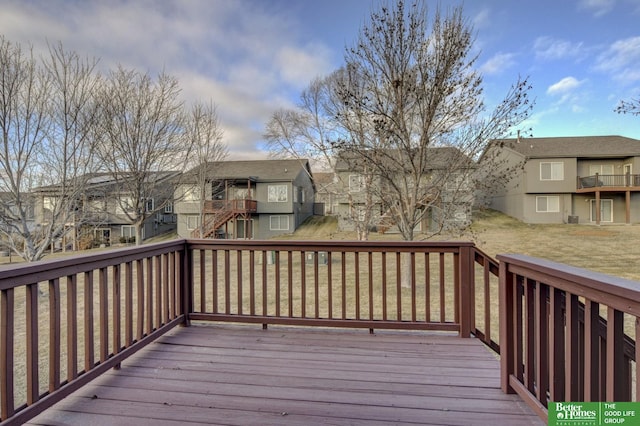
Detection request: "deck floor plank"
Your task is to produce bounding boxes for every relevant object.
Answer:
[27,324,543,426]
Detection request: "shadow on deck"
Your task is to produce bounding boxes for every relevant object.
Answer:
[28,324,542,426]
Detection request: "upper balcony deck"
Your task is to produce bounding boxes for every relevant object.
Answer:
[576,173,640,193]
[1,239,638,425]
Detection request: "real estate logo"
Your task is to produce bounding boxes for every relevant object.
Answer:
[552,402,597,425]
[548,402,639,426]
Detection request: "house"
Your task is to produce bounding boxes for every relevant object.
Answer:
[333,147,475,234]
[312,171,339,215]
[174,159,315,239]
[481,135,640,224]
[32,172,178,249]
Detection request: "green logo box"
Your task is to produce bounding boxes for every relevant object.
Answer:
[548,402,640,425]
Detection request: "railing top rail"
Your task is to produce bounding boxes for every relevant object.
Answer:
[0,239,187,290]
[498,253,640,316]
[186,238,476,252]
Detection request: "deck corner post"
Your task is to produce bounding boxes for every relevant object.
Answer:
[181,241,193,327]
[458,245,474,338]
[498,256,516,394]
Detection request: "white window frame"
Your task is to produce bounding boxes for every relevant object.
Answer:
[121,225,135,238]
[536,195,560,213]
[269,215,290,231]
[349,174,364,193]
[145,198,154,212]
[540,162,564,181]
[164,202,173,213]
[186,215,201,230]
[267,184,288,202]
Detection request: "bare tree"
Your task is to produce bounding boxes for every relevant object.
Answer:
[0,37,49,261]
[185,100,228,237]
[97,66,190,245]
[0,37,101,261]
[334,1,532,242]
[39,42,102,251]
[264,71,379,240]
[616,96,640,116]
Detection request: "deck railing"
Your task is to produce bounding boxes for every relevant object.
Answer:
[186,240,497,340]
[0,239,498,425]
[0,240,187,425]
[0,239,636,424]
[499,254,640,422]
[578,173,640,189]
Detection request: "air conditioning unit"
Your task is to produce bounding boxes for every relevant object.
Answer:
[567,215,579,224]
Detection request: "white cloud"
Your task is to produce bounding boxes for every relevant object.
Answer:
[534,36,585,60]
[547,77,586,95]
[472,8,491,29]
[595,36,640,83]
[578,0,616,16]
[0,0,343,160]
[276,43,334,89]
[479,52,517,75]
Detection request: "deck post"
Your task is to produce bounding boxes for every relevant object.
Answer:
[458,246,474,338]
[181,242,193,326]
[499,259,515,394]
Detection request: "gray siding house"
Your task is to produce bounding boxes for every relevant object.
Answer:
[481,135,640,224]
[175,159,315,239]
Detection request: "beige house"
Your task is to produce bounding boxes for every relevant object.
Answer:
[333,147,475,234]
[481,135,640,224]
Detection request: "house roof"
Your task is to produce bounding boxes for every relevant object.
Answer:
[188,159,312,182]
[334,147,474,171]
[33,171,180,193]
[496,135,640,158]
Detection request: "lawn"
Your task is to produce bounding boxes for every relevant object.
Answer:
[285,210,640,282]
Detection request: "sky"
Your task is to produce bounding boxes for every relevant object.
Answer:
[1,0,639,161]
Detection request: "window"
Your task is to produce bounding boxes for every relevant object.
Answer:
[145,198,154,212]
[540,162,564,181]
[186,215,201,230]
[164,202,173,213]
[589,164,615,176]
[269,215,289,231]
[121,225,135,238]
[349,175,364,192]
[268,185,288,202]
[536,196,560,212]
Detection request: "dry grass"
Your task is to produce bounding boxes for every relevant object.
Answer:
[286,210,640,282]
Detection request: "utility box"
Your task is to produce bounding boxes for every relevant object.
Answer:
[305,251,328,265]
[568,215,579,224]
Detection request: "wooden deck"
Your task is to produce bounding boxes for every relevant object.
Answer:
[27,324,543,426]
